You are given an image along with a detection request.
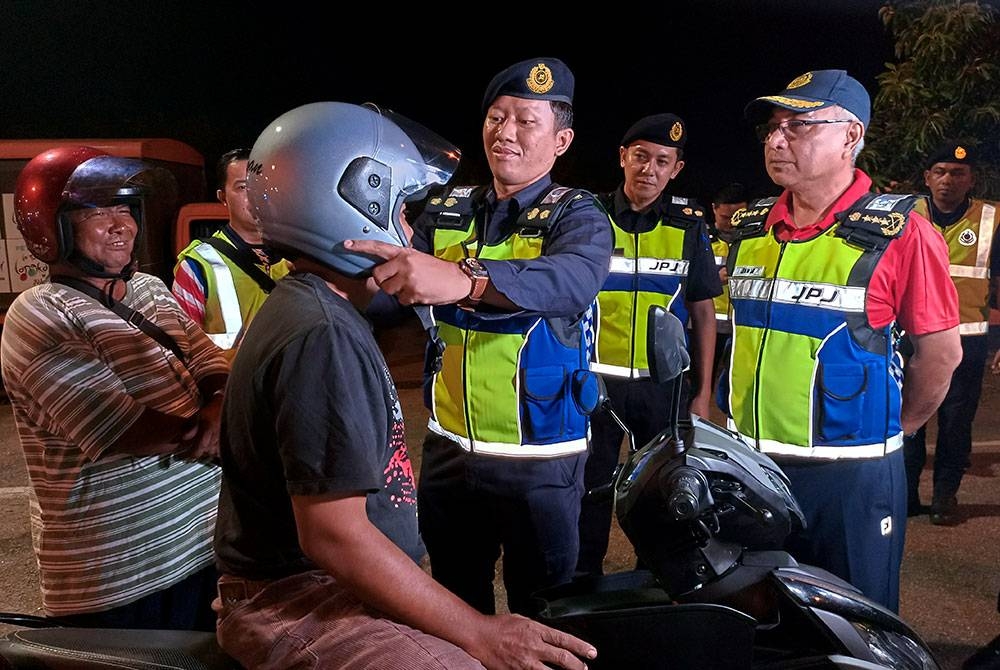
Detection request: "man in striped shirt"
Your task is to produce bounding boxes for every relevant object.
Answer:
[0,146,229,630]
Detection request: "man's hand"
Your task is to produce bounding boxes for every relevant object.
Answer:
[469,613,597,670]
[179,393,223,461]
[344,239,471,305]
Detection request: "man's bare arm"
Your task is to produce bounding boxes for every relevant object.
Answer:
[685,299,717,417]
[901,326,962,434]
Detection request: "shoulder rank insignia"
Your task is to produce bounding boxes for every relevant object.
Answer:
[836,192,917,249]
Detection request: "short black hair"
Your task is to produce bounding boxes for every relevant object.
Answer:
[216,147,251,190]
[551,101,574,131]
[714,182,749,205]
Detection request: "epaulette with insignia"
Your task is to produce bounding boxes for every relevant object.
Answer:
[423,186,487,230]
[515,184,591,237]
[835,192,917,250]
[730,196,777,240]
[662,195,706,230]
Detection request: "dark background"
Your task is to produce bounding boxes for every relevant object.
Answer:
[1,0,986,207]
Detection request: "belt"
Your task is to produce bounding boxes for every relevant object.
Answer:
[217,576,273,606]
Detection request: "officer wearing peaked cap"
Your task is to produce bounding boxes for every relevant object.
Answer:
[577,112,722,578]
[352,56,613,618]
[718,69,962,612]
[903,141,1000,526]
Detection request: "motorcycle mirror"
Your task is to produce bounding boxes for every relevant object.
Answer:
[646,305,690,385]
[571,369,606,416]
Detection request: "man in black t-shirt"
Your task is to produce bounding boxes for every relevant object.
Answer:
[212,102,597,670]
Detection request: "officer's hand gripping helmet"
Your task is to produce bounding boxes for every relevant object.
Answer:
[14,145,175,280]
[247,101,461,277]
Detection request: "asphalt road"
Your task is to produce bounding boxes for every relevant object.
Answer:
[0,319,997,670]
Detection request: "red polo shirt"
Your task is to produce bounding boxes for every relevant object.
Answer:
[765,169,958,335]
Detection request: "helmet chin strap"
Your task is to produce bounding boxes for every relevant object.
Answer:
[66,251,137,307]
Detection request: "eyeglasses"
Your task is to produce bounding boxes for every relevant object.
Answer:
[754,119,854,143]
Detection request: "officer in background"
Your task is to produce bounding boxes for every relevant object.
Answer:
[708,182,749,384]
[352,57,613,615]
[904,141,1000,525]
[173,148,290,354]
[577,113,721,578]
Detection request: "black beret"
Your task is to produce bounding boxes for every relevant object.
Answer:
[482,57,574,113]
[926,141,976,169]
[620,113,687,149]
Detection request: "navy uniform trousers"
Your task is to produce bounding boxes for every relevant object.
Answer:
[903,333,988,507]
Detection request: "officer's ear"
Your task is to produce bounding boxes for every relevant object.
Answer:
[554,127,574,157]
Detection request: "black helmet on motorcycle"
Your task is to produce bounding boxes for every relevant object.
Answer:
[247,101,461,278]
[615,421,805,601]
[14,145,174,279]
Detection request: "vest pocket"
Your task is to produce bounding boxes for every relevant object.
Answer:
[521,366,568,442]
[815,362,869,441]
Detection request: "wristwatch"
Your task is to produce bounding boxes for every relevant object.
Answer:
[458,257,489,307]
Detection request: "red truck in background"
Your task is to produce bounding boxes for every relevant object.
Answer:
[0,138,228,321]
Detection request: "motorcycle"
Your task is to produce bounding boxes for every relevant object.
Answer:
[0,307,940,670]
[532,305,940,669]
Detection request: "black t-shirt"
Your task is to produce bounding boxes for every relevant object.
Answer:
[214,272,423,578]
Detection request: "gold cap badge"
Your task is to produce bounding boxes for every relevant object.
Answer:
[526,63,555,94]
[955,146,967,160]
[670,121,684,143]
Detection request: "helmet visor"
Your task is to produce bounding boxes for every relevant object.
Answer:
[366,103,461,200]
[63,156,176,208]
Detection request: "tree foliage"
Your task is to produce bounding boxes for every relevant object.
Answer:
[859,0,1000,197]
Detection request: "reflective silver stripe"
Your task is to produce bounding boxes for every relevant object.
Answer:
[737,431,904,459]
[609,256,689,276]
[976,203,995,270]
[959,321,988,335]
[729,277,866,312]
[427,418,588,457]
[590,361,648,378]
[715,313,729,322]
[950,265,989,279]
[194,243,243,348]
[714,255,725,265]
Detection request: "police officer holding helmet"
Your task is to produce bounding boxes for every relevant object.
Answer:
[351,57,613,617]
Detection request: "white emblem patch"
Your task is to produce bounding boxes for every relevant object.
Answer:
[958,229,977,246]
[881,515,892,537]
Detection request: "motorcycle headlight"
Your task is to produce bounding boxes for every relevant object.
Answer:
[850,619,939,670]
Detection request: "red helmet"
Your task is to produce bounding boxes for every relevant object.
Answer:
[14,146,109,263]
[14,146,168,265]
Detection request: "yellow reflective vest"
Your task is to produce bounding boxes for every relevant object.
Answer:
[421,184,594,458]
[592,194,706,379]
[915,197,999,336]
[174,228,290,349]
[722,193,916,459]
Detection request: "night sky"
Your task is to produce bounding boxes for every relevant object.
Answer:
[1,1,978,206]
